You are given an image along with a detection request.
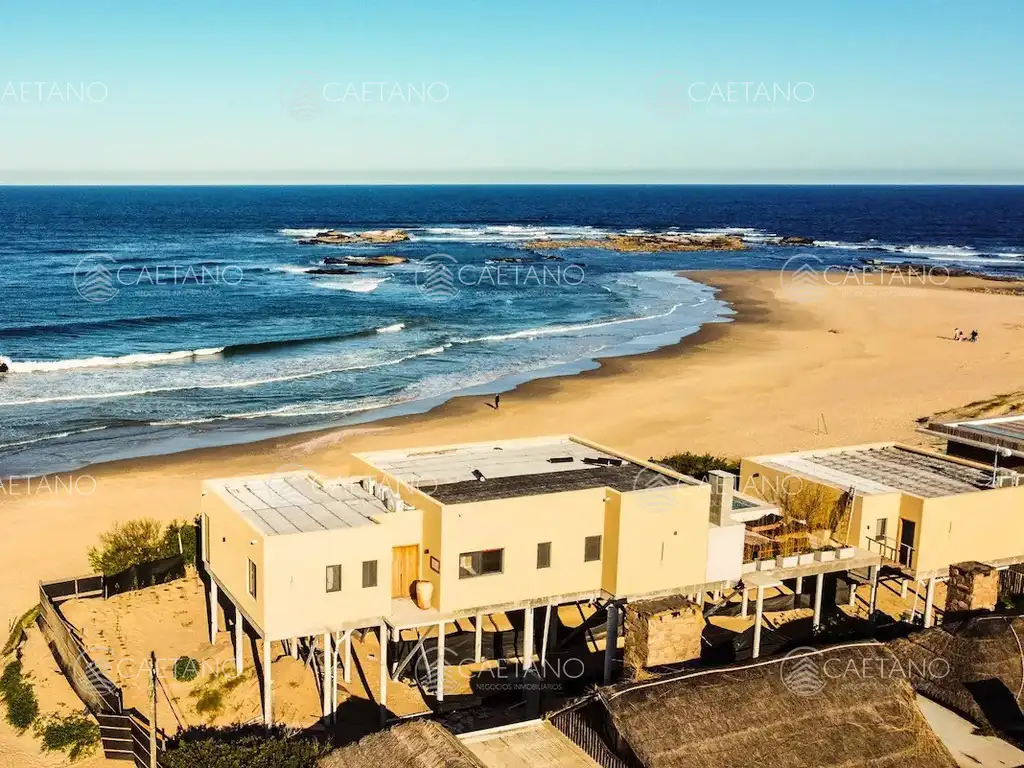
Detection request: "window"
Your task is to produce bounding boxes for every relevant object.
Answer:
[875,518,888,540]
[362,560,378,588]
[326,564,342,593]
[537,542,552,569]
[459,549,504,579]
[584,535,602,562]
[247,559,257,599]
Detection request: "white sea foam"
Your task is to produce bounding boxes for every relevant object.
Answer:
[278,227,332,238]
[376,322,406,333]
[452,303,685,344]
[814,240,1021,260]
[317,277,390,293]
[8,347,225,373]
[0,425,109,450]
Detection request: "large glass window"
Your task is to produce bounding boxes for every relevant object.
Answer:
[459,549,504,579]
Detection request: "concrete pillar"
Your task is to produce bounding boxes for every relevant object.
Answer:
[868,566,879,615]
[900,579,909,599]
[290,638,298,659]
[795,576,804,595]
[378,622,388,721]
[753,588,765,659]
[262,637,272,727]
[523,608,535,670]
[540,604,553,673]
[696,591,704,607]
[924,577,938,628]
[813,573,824,630]
[209,579,218,644]
[849,581,858,607]
[741,588,749,619]
[474,613,483,663]
[233,603,243,675]
[603,602,619,685]
[436,622,446,702]
[322,632,332,721]
[344,630,352,684]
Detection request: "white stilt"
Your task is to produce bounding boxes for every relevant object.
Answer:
[523,608,534,670]
[378,623,388,720]
[474,613,483,663]
[344,630,352,684]
[540,604,553,672]
[322,632,332,721]
[262,637,272,727]
[234,603,243,675]
[849,580,858,607]
[924,577,937,628]
[813,572,824,630]
[209,579,218,644]
[603,602,619,684]
[753,587,765,659]
[436,622,446,702]
[696,591,704,607]
[290,638,298,659]
[900,579,909,599]
[331,633,339,719]
[795,576,804,594]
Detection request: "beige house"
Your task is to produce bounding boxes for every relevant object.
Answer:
[740,442,1024,626]
[201,435,763,725]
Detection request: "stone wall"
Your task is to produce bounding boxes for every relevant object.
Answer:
[624,595,705,671]
[945,561,998,615]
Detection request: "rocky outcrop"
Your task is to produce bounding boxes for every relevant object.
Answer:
[323,255,408,267]
[296,229,410,245]
[524,233,746,252]
[305,267,361,275]
[777,235,815,246]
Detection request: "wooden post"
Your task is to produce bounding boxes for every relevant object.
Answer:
[149,651,158,768]
[436,622,446,702]
[753,587,765,659]
[474,612,483,663]
[813,572,824,630]
[262,637,272,727]
[233,603,243,675]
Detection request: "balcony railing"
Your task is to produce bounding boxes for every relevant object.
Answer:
[866,535,914,569]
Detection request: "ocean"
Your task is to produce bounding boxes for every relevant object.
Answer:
[1,185,1022,476]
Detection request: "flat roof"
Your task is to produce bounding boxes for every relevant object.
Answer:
[358,436,696,504]
[207,473,387,536]
[755,444,992,498]
[926,415,1024,456]
[459,721,600,768]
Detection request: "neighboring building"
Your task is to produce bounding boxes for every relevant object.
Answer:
[740,442,1024,625]
[201,435,767,725]
[920,414,1024,470]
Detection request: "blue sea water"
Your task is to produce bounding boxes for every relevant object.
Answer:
[1,185,1022,475]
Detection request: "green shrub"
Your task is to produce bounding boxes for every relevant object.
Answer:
[34,712,100,762]
[88,518,166,575]
[162,725,327,768]
[164,520,198,566]
[173,656,200,683]
[0,661,39,731]
[194,688,223,716]
[2,605,39,657]
[656,452,740,481]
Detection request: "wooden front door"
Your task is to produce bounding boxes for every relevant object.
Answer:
[392,545,419,598]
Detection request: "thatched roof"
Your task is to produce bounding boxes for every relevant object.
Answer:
[319,720,483,768]
[887,615,1024,743]
[598,642,956,768]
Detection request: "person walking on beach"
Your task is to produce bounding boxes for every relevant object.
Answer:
[953,328,962,340]
[970,329,979,342]
[494,394,500,410]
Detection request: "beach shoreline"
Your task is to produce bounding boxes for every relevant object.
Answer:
[3,269,1024,629]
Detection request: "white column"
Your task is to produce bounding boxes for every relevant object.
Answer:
[603,602,619,684]
[234,604,243,675]
[900,579,909,599]
[436,622,446,702]
[813,573,824,630]
[924,577,937,628]
[696,591,704,607]
[344,630,352,684]
[540,604,553,672]
[262,637,272,727]
[795,576,803,594]
[523,608,535,670]
[378,622,388,720]
[741,588,749,619]
[322,632,332,721]
[474,613,483,663]
[209,579,218,644]
[331,634,338,720]
[290,638,298,659]
[868,566,879,615]
[849,580,858,607]
[753,588,765,659]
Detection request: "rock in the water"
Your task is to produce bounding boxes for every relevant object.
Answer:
[524,233,745,252]
[777,235,815,246]
[323,255,408,267]
[296,229,410,245]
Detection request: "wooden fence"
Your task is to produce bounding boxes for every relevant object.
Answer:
[549,697,640,768]
[999,564,1024,602]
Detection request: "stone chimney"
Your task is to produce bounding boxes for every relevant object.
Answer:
[707,470,738,526]
[945,561,999,616]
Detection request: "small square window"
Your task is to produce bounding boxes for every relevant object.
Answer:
[537,542,552,569]
[584,535,602,562]
[875,518,888,540]
[459,548,504,579]
[326,564,342,593]
[362,560,378,588]
[247,559,257,599]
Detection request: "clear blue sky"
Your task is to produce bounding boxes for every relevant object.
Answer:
[1,0,1022,183]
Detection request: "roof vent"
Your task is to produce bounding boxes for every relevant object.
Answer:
[548,456,574,464]
[472,469,486,482]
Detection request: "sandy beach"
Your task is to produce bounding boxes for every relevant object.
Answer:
[3,269,1024,631]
